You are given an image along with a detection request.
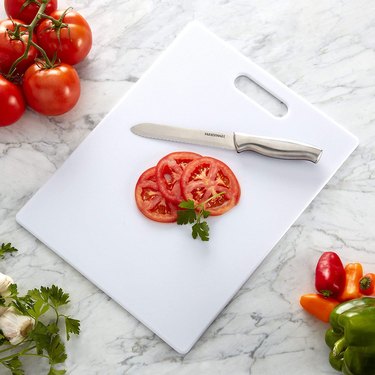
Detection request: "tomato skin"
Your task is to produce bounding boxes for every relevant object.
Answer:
[0,19,38,74]
[4,0,58,24]
[135,167,178,223]
[22,62,80,116]
[0,75,25,126]
[156,151,202,204]
[36,10,92,65]
[180,156,240,216]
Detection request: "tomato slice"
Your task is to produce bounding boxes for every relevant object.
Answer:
[180,157,240,216]
[155,151,201,204]
[135,167,178,223]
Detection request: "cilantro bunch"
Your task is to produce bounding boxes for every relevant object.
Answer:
[0,243,80,375]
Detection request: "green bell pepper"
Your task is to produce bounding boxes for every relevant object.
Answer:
[325,297,375,375]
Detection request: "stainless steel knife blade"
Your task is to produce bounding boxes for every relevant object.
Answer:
[131,123,323,163]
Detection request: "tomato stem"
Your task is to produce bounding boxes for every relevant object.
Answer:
[195,191,226,222]
[29,40,53,66]
[6,0,54,78]
[39,13,68,29]
[201,191,225,207]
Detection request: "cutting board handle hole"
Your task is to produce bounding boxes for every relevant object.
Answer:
[235,75,288,117]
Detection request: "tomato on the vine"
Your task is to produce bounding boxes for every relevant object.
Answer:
[4,0,58,24]
[180,156,240,216]
[0,19,38,75]
[0,75,25,126]
[135,167,178,223]
[36,10,92,65]
[22,62,80,116]
[155,151,202,204]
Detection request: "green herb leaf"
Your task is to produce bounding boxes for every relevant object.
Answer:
[27,288,44,302]
[8,284,19,298]
[177,201,197,225]
[47,323,59,335]
[0,243,18,259]
[48,368,66,375]
[47,335,67,365]
[202,209,210,219]
[42,285,70,308]
[27,298,50,319]
[29,321,51,354]
[3,356,24,375]
[0,246,80,373]
[11,287,36,316]
[0,331,8,345]
[177,193,224,241]
[192,222,210,241]
[64,317,80,341]
[178,200,195,210]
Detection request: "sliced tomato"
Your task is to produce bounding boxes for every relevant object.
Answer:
[180,156,240,216]
[135,167,178,223]
[155,151,201,204]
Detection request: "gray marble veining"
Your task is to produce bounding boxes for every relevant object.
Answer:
[1,0,375,374]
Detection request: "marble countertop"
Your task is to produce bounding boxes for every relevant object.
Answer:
[1,0,375,374]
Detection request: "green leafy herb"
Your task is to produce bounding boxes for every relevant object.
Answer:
[1,243,80,374]
[64,317,80,341]
[0,243,18,259]
[0,283,80,374]
[48,368,66,375]
[0,279,80,375]
[3,356,24,375]
[177,192,225,241]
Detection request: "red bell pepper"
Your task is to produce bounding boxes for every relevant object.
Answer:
[315,252,346,298]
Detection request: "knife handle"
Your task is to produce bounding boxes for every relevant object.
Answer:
[234,132,323,163]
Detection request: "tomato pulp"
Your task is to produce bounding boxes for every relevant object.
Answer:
[135,167,178,223]
[180,156,240,216]
[155,151,202,204]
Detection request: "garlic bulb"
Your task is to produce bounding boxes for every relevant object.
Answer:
[0,308,35,345]
[0,272,14,295]
[0,306,7,315]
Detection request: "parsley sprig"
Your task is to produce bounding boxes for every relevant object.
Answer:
[0,243,18,259]
[0,244,80,374]
[177,192,225,241]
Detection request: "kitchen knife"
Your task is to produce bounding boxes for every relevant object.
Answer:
[131,123,323,163]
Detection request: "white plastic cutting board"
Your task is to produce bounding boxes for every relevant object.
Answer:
[17,22,358,354]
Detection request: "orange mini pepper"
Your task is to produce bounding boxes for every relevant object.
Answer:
[338,263,363,302]
[300,293,340,323]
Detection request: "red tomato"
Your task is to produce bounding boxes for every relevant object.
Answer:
[155,151,202,204]
[36,10,92,65]
[180,156,240,216]
[4,0,58,24]
[22,62,80,116]
[0,19,38,75]
[0,75,25,126]
[135,167,178,223]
